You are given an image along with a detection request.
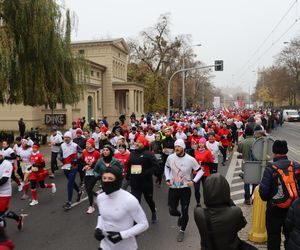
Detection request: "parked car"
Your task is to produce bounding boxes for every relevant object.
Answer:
[282,109,300,121]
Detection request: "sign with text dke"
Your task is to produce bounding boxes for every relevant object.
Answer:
[45,114,66,126]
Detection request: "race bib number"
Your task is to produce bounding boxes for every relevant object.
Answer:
[172,181,184,188]
[86,169,94,176]
[21,163,32,173]
[154,154,162,160]
[32,167,39,172]
[62,164,71,170]
[131,165,142,174]
[164,149,174,155]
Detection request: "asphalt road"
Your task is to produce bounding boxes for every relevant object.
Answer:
[6,122,299,250]
[271,122,300,162]
[5,150,230,250]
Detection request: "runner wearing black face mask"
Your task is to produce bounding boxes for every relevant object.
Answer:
[95,166,149,250]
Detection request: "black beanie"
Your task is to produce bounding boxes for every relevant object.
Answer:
[272,140,288,154]
[254,125,263,131]
[103,165,123,181]
[248,116,255,123]
[103,144,114,155]
[245,126,254,136]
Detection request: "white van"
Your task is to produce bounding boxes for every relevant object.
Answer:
[282,109,300,122]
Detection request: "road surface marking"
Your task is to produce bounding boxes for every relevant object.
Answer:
[230,190,244,196]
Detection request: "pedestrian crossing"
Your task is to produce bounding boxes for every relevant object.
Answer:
[226,151,246,205]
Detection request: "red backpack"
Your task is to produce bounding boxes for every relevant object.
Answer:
[271,162,299,208]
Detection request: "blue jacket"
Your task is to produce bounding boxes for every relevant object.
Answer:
[259,156,300,211]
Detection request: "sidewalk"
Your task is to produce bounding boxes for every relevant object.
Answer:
[238,204,267,250]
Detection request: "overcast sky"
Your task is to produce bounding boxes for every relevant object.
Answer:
[62,0,300,93]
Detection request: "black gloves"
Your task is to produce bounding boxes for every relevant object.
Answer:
[107,231,122,244]
[94,228,105,241]
[94,229,123,244]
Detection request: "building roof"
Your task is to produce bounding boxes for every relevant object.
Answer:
[71,38,129,54]
[112,81,144,90]
[86,59,106,71]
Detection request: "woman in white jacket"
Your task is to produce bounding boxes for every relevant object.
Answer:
[94,165,149,250]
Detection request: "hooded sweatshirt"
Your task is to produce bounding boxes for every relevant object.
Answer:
[194,174,247,250]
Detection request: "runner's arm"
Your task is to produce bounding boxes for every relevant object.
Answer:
[4,152,17,161]
[120,198,149,239]
[192,158,204,183]
[164,157,171,182]
[0,177,9,186]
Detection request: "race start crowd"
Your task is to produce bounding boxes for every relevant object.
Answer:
[0,109,299,250]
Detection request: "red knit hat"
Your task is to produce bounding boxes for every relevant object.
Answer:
[86,138,95,148]
[76,128,83,135]
[136,136,149,147]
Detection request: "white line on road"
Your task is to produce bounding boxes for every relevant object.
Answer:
[226,150,238,185]
[234,170,243,174]
[234,199,245,205]
[288,145,300,156]
[231,182,244,188]
[232,176,241,180]
[230,190,244,196]
[70,189,102,208]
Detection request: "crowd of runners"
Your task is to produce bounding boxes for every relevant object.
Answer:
[0,108,299,250]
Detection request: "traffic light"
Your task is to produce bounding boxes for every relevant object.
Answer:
[170,98,174,107]
[214,60,224,71]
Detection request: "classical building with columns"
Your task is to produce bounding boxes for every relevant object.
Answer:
[0,38,144,130]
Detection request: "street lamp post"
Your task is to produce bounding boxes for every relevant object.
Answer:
[168,63,218,117]
[182,58,185,111]
[182,44,202,112]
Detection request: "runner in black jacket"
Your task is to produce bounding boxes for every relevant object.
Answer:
[127,136,159,224]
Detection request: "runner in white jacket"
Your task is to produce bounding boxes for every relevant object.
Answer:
[95,165,149,250]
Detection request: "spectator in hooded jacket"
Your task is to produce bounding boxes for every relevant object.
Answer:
[285,197,300,250]
[194,173,247,250]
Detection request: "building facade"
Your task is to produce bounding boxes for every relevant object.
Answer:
[0,38,144,131]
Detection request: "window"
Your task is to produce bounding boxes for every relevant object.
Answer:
[97,72,100,78]
[78,49,85,54]
[91,70,94,76]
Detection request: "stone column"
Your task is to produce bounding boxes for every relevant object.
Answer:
[129,89,134,113]
[141,90,144,114]
[126,91,129,115]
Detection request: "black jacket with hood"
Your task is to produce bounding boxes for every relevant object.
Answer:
[194,174,247,250]
[285,197,300,250]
